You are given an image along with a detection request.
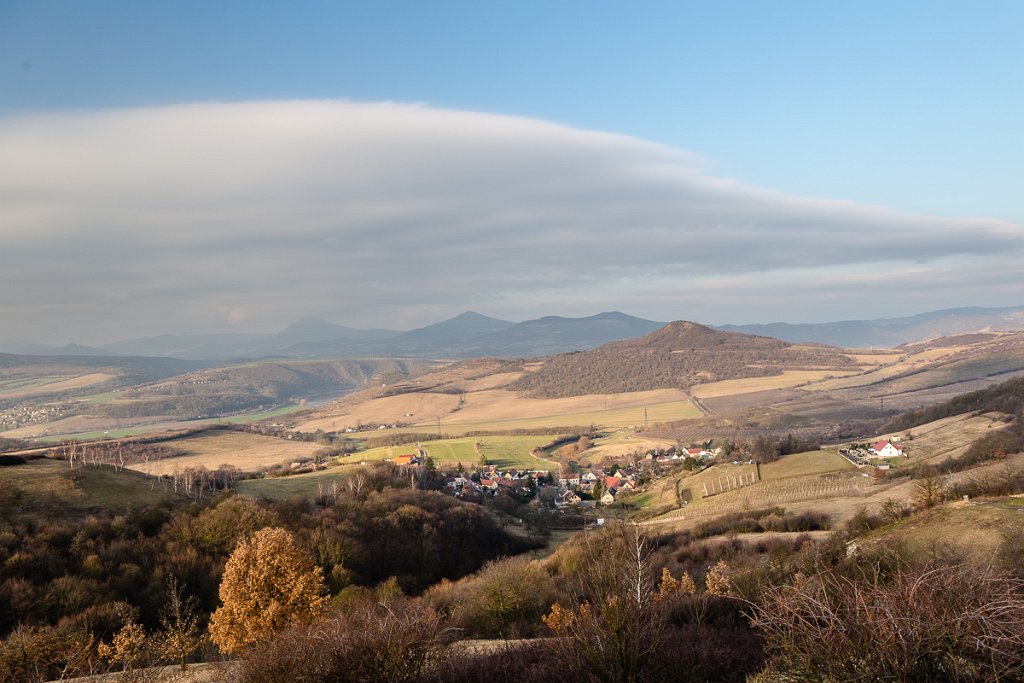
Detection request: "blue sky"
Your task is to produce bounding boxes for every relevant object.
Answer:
[1,1,1023,343]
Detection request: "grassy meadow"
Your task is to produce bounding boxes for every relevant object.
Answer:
[127,429,322,476]
[0,457,184,512]
[339,435,558,471]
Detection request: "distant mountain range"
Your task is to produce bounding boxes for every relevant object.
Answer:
[3,305,1023,361]
[718,305,1024,348]
[0,311,664,361]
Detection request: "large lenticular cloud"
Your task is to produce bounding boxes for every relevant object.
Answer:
[0,100,1021,343]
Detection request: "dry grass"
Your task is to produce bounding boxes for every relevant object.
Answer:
[297,391,462,432]
[857,411,1010,465]
[127,430,321,475]
[300,386,701,434]
[457,371,524,391]
[813,347,968,391]
[845,351,901,366]
[435,389,700,432]
[689,370,859,399]
[759,450,857,480]
[859,495,1024,565]
[580,430,677,463]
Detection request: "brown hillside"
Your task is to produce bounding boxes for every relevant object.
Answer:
[507,321,855,398]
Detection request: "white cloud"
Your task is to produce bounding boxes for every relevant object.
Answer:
[0,100,1021,343]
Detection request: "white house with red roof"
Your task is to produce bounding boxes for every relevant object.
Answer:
[871,440,905,458]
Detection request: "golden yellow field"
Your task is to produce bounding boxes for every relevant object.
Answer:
[448,388,689,422]
[299,387,701,434]
[127,430,321,475]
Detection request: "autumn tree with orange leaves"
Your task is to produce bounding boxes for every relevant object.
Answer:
[209,527,327,654]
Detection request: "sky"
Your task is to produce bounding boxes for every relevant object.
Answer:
[1,1,1023,345]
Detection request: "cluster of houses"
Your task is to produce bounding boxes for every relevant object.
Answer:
[0,403,69,431]
[381,449,704,509]
[650,446,716,463]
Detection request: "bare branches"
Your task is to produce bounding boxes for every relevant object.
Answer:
[750,563,1024,682]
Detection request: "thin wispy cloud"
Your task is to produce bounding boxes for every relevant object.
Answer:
[1,100,1021,344]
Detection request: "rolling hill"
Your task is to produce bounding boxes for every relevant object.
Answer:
[506,321,856,398]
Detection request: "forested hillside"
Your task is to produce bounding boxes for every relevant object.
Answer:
[508,321,855,398]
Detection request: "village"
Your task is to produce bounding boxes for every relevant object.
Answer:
[377,443,719,510]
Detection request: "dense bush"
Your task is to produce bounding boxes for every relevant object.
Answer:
[229,597,441,683]
[751,563,1024,681]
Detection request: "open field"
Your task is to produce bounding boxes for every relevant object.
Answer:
[858,495,1024,565]
[0,457,183,511]
[339,435,558,471]
[645,472,886,528]
[852,411,1009,465]
[0,372,116,400]
[759,449,857,480]
[448,388,692,422]
[235,463,363,500]
[0,375,70,394]
[297,392,462,432]
[299,387,702,434]
[2,413,171,439]
[811,347,960,391]
[127,430,322,475]
[689,370,860,399]
[8,404,306,442]
[579,429,676,464]
[440,395,701,433]
[630,447,872,527]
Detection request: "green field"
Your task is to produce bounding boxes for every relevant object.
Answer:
[340,435,559,471]
[76,390,119,405]
[759,450,856,480]
[236,464,362,500]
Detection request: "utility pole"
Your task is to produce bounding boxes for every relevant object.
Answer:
[644,407,648,428]
[437,417,441,437]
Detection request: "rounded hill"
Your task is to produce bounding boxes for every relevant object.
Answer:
[507,321,855,398]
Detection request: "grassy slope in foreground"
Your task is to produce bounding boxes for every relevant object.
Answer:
[0,457,184,512]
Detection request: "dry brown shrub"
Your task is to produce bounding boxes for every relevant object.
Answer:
[751,563,1024,682]
[230,597,440,683]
